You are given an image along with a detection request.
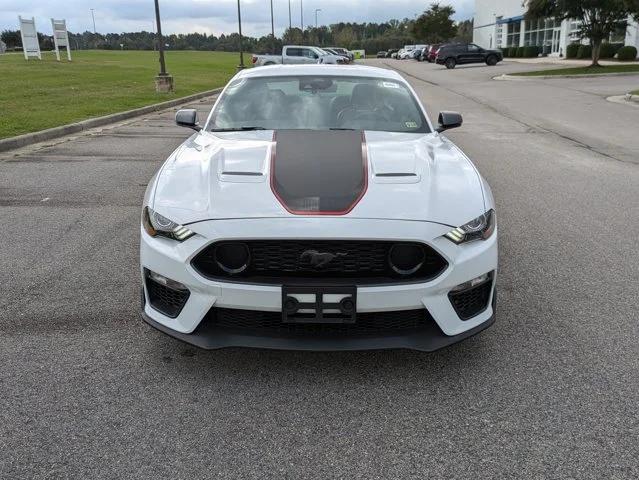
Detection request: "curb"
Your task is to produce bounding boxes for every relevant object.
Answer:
[606,94,639,106]
[495,71,639,81]
[0,87,223,153]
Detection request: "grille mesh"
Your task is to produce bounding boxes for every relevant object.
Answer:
[448,280,492,320]
[208,308,431,336]
[146,277,190,318]
[192,240,448,285]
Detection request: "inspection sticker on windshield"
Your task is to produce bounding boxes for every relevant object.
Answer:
[405,121,418,129]
[382,81,400,89]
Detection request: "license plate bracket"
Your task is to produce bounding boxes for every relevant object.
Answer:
[282,285,357,324]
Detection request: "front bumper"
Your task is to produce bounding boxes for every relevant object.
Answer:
[140,218,497,351]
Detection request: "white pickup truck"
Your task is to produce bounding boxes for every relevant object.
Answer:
[252,45,348,67]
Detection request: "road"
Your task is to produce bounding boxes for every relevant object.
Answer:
[1,60,638,479]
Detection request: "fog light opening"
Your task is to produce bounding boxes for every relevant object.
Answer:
[145,269,188,291]
[451,271,493,293]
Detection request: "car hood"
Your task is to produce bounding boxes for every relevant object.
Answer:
[151,130,486,227]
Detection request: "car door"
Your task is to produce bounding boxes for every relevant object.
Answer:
[300,47,320,64]
[465,44,485,64]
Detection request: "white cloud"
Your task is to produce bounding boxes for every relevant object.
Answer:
[0,0,475,37]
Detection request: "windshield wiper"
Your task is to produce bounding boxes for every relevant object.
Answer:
[210,126,267,132]
[329,127,356,131]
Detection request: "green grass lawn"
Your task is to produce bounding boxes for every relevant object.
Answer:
[512,64,639,77]
[632,89,639,95]
[0,50,240,139]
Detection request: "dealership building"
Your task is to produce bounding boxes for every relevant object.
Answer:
[473,0,639,57]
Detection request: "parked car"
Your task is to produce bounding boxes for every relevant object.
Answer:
[252,45,347,66]
[377,51,387,58]
[399,49,413,60]
[386,49,399,58]
[394,49,405,59]
[322,48,351,63]
[142,65,498,351]
[426,44,442,62]
[436,43,503,69]
[328,47,354,62]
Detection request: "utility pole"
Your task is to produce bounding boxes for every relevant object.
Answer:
[288,0,292,30]
[237,0,245,69]
[90,9,96,33]
[315,8,321,29]
[300,0,304,32]
[270,0,275,53]
[153,0,173,92]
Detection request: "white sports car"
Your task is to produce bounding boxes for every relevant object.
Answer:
[140,64,497,351]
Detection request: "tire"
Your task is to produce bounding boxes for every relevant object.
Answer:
[445,57,456,69]
[486,55,498,66]
[264,62,275,66]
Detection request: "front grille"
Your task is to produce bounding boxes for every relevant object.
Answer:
[448,280,493,320]
[191,240,448,285]
[205,307,432,336]
[146,277,190,318]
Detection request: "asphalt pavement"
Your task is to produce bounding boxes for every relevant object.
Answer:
[1,60,638,479]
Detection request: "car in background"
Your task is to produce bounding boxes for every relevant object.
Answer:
[417,45,430,62]
[436,43,503,69]
[328,47,354,62]
[252,45,347,66]
[426,44,442,63]
[399,49,413,60]
[386,49,399,58]
[322,48,351,63]
[394,49,405,59]
[377,51,387,58]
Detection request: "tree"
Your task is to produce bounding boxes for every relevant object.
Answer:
[412,3,457,44]
[453,19,474,43]
[525,0,639,66]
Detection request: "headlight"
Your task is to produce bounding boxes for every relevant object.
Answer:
[445,209,495,244]
[142,207,195,241]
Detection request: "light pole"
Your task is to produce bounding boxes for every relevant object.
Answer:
[300,0,304,32]
[90,9,96,34]
[315,8,321,29]
[270,0,275,53]
[236,0,245,69]
[153,0,173,92]
[288,0,292,30]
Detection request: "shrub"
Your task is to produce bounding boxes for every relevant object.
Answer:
[610,43,624,55]
[517,46,526,57]
[508,47,518,58]
[599,43,616,59]
[566,43,579,59]
[617,46,638,61]
[577,44,592,59]
[523,46,540,57]
[500,47,509,57]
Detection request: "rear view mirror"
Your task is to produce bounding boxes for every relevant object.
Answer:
[437,111,463,132]
[175,109,201,131]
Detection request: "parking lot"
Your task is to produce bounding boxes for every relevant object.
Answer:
[1,60,638,478]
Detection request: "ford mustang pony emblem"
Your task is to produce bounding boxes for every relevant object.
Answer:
[300,250,347,269]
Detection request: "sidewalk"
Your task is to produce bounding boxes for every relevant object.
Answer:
[505,57,635,66]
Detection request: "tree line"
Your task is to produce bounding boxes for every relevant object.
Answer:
[1,5,473,55]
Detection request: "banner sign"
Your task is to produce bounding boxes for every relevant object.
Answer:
[51,18,72,61]
[19,16,41,60]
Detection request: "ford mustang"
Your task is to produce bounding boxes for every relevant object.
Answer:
[140,64,497,351]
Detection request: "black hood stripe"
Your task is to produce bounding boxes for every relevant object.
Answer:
[270,130,368,215]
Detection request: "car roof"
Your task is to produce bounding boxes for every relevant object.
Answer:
[236,64,405,81]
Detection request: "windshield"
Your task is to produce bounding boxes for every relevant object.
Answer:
[208,75,430,133]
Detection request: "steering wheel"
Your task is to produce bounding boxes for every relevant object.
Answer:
[337,106,392,125]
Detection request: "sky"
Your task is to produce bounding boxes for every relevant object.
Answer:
[1,0,474,37]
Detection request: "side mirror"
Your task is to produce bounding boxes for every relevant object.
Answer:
[437,111,463,132]
[175,109,201,131]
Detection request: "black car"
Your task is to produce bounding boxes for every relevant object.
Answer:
[435,43,503,69]
[386,49,399,58]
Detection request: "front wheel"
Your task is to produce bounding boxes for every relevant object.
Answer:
[486,55,498,66]
[445,58,456,69]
